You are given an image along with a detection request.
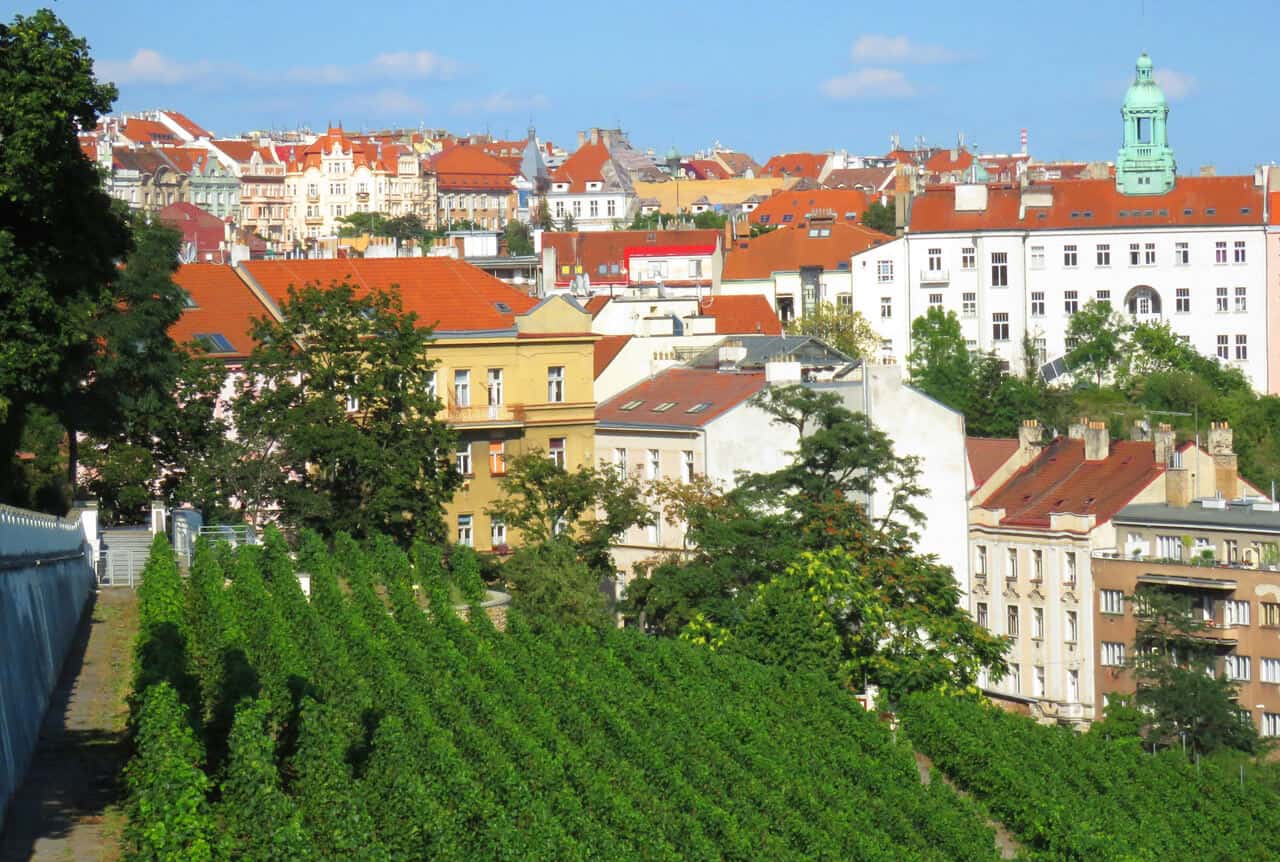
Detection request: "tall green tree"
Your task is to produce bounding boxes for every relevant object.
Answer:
[231,282,459,545]
[785,302,878,359]
[503,219,533,255]
[0,9,132,503]
[907,308,973,411]
[1066,300,1131,386]
[860,200,896,234]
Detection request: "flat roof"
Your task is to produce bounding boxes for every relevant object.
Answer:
[1114,502,1280,534]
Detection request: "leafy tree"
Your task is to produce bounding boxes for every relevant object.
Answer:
[1066,300,1131,386]
[749,222,777,237]
[907,308,973,412]
[0,9,132,504]
[860,200,896,234]
[503,219,533,255]
[336,211,387,237]
[231,282,459,544]
[628,211,678,231]
[530,197,553,230]
[10,405,71,513]
[784,302,878,359]
[691,210,726,229]
[502,537,612,632]
[558,212,577,232]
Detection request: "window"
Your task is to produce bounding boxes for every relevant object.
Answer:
[453,369,470,407]
[1216,287,1229,312]
[991,312,1010,342]
[1030,292,1045,316]
[1096,244,1111,266]
[962,292,977,316]
[1030,245,1045,269]
[1095,289,1111,307]
[457,514,473,547]
[547,366,565,402]
[683,450,695,483]
[647,510,661,545]
[1066,610,1078,643]
[572,200,581,217]
[490,517,506,547]
[976,544,988,576]
[1007,604,1020,637]
[1102,641,1126,666]
[548,437,566,468]
[1225,599,1251,627]
[1064,551,1077,584]
[489,441,506,476]
[1175,241,1189,265]
[1101,589,1124,615]
[929,293,943,308]
[927,248,943,271]
[1063,244,1078,267]
[1235,334,1248,361]
[554,200,565,218]
[1262,602,1280,627]
[1129,243,1141,265]
[589,199,598,217]
[976,602,989,628]
[1217,335,1230,360]
[1033,665,1046,697]
[880,296,892,319]
[1235,286,1247,313]
[652,402,676,412]
[877,260,894,282]
[606,199,616,217]
[1067,668,1080,702]
[611,447,628,477]
[1225,654,1251,681]
[1032,607,1045,639]
[1144,242,1156,265]
[1032,549,1044,581]
[1007,663,1021,690]
[990,252,1008,286]
[1263,658,1280,683]
[961,247,975,270]
[1006,548,1018,580]
[1264,713,1280,737]
[455,443,472,476]
[1064,290,1079,314]
[1215,241,1228,264]
[1176,288,1190,313]
[646,448,660,480]
[1156,534,1183,560]
[487,368,504,406]
[1234,240,1247,263]
[689,259,703,278]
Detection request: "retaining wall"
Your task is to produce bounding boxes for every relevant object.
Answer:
[0,505,96,833]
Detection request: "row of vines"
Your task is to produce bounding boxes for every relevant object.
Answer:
[122,529,1001,861]
[900,694,1280,861]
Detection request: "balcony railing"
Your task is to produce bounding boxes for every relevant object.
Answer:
[919,268,950,284]
[304,215,323,225]
[446,403,525,426]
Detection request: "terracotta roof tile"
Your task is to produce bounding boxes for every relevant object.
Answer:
[697,295,782,335]
[159,203,228,260]
[758,152,828,180]
[543,230,720,287]
[431,145,519,191]
[171,265,276,358]
[683,159,732,180]
[122,118,182,146]
[924,148,974,174]
[551,141,616,193]
[749,188,870,226]
[238,258,537,334]
[823,167,895,192]
[159,110,212,139]
[594,334,631,378]
[723,220,888,281]
[966,437,1019,490]
[584,296,611,317]
[596,367,766,428]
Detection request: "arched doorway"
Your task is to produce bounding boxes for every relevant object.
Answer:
[1123,285,1162,320]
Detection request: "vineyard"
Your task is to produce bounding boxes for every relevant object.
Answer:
[900,694,1280,862]
[122,531,1002,861]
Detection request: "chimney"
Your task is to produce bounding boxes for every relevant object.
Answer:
[577,130,586,148]
[1084,420,1109,461]
[1131,419,1151,442]
[1017,419,1043,457]
[1067,416,1089,440]
[1208,421,1239,498]
[590,128,600,146]
[1166,459,1193,507]
[1153,422,1175,466]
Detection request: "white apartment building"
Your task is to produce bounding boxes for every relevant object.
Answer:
[546,135,636,232]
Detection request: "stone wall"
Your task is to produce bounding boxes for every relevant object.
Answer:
[0,505,95,832]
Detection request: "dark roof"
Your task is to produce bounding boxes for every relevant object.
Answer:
[596,367,766,430]
[1114,501,1280,534]
[688,335,854,370]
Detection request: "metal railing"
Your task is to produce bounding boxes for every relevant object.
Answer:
[97,549,148,588]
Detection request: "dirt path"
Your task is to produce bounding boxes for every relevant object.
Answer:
[0,589,137,862]
[915,750,1022,860]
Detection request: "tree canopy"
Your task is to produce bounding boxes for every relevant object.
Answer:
[784,302,878,359]
[860,200,895,235]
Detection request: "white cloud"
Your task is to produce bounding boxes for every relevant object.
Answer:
[454,91,550,114]
[96,49,222,85]
[821,68,915,101]
[98,48,457,89]
[851,35,960,64]
[365,89,427,114]
[1154,68,1196,100]
[371,51,456,80]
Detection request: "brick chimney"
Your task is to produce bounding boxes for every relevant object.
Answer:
[1208,421,1239,498]
[1018,419,1043,458]
[1067,417,1089,440]
[1153,423,1176,466]
[1084,420,1109,461]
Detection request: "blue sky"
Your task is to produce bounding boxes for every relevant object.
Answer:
[32,0,1275,173]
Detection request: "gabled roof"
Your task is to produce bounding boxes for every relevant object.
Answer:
[171,264,276,359]
[596,367,767,429]
[724,219,889,281]
[688,335,854,370]
[758,152,828,180]
[551,140,625,193]
[237,258,538,334]
[925,148,974,174]
[910,176,1265,233]
[159,203,227,259]
[823,167,895,193]
[431,145,519,190]
[697,295,783,335]
[713,151,759,176]
[967,437,1019,491]
[749,188,870,226]
[584,296,611,317]
[159,110,212,139]
[543,230,721,287]
[979,438,1165,530]
[683,159,732,180]
[121,118,182,146]
[112,147,179,175]
[594,334,631,378]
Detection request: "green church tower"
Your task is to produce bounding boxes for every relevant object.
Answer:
[1115,53,1176,195]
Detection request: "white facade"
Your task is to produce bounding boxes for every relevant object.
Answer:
[547,183,633,231]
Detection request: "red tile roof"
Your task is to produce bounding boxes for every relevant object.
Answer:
[551,140,613,193]
[723,220,889,281]
[924,148,974,174]
[749,188,870,226]
[431,145,518,191]
[697,295,782,335]
[683,159,732,180]
[1270,192,1280,226]
[159,203,228,261]
[713,151,759,177]
[584,296,611,318]
[596,367,766,428]
[594,334,631,378]
[543,230,721,287]
[159,110,212,139]
[823,167,894,192]
[171,265,276,358]
[910,176,1265,233]
[122,118,182,146]
[237,258,538,334]
[283,128,404,174]
[979,438,1164,531]
[758,152,828,180]
[966,437,1019,491]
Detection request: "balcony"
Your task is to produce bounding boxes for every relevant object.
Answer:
[446,403,525,429]
[304,215,323,225]
[356,190,370,202]
[306,191,320,203]
[919,268,950,284]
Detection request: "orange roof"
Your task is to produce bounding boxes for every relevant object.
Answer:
[910,176,1265,233]
[594,334,631,378]
[924,148,974,174]
[823,167,894,192]
[684,159,732,180]
[966,437,1019,490]
[552,141,613,193]
[697,295,782,335]
[723,220,889,281]
[596,368,767,429]
[749,188,870,226]
[1271,192,1280,226]
[159,110,212,139]
[237,258,537,334]
[758,152,828,180]
[285,128,402,174]
[979,438,1164,530]
[543,230,721,287]
[713,151,759,176]
[171,265,276,359]
[431,145,519,191]
[122,118,182,146]
[584,296,611,317]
